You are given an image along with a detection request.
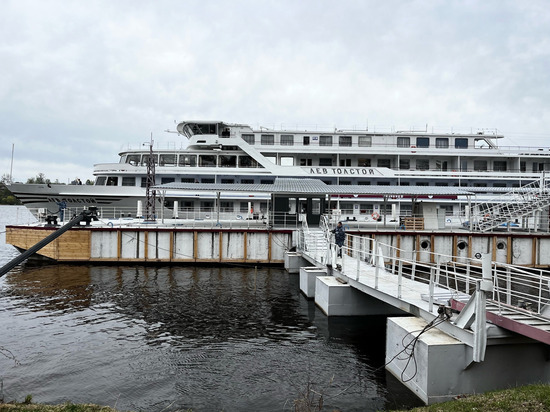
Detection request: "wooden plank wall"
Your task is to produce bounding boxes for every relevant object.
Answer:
[5,226,292,265]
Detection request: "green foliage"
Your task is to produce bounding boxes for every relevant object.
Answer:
[393,383,550,412]
[0,175,20,205]
[0,403,121,411]
[25,173,50,185]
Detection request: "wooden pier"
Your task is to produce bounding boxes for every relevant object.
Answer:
[6,225,293,264]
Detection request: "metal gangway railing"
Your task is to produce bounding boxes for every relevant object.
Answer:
[474,176,550,232]
[298,223,550,350]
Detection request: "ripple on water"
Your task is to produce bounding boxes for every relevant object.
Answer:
[0,257,423,411]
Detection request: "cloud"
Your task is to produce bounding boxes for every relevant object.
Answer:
[1,0,549,182]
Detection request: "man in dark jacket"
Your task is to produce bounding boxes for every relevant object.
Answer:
[332,221,345,257]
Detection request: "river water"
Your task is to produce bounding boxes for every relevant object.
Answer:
[0,205,422,411]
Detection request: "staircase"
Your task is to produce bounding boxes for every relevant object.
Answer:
[473,176,550,232]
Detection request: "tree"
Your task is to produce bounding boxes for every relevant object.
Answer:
[26,173,50,184]
[0,174,21,205]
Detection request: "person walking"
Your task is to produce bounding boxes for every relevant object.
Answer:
[332,221,346,258]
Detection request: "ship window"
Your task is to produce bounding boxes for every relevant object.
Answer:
[161,177,175,184]
[241,179,254,184]
[200,200,214,209]
[319,158,332,166]
[239,156,259,168]
[399,159,410,169]
[126,154,141,166]
[265,156,276,164]
[358,136,372,147]
[397,136,410,148]
[201,178,215,183]
[339,202,354,212]
[242,134,255,145]
[300,158,312,166]
[280,156,294,166]
[520,161,526,172]
[455,138,468,149]
[358,158,371,167]
[320,135,333,146]
[141,177,147,187]
[303,136,310,145]
[339,158,351,167]
[358,181,371,185]
[260,179,274,184]
[377,159,391,168]
[199,155,217,167]
[95,176,106,186]
[221,179,234,183]
[261,134,274,145]
[281,135,294,146]
[493,183,507,187]
[178,155,197,167]
[106,177,118,186]
[181,178,195,183]
[435,160,448,171]
[416,182,429,186]
[436,138,449,148]
[474,160,488,171]
[192,123,217,135]
[416,159,430,170]
[339,136,352,147]
[239,202,249,212]
[340,180,352,185]
[141,154,158,166]
[219,155,237,167]
[122,177,135,186]
[493,161,507,171]
[159,154,176,166]
[435,182,448,186]
[220,201,233,212]
[416,137,430,148]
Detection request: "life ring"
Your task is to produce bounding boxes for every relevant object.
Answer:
[237,215,243,220]
[371,212,380,220]
[446,218,452,223]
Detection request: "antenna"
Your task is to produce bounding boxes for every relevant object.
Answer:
[9,143,14,184]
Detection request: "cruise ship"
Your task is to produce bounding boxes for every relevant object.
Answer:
[6,120,550,221]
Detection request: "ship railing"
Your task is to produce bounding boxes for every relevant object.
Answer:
[26,207,304,230]
[324,211,473,232]
[471,176,550,232]
[328,232,550,317]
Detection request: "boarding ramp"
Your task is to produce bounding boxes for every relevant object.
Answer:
[297,223,550,358]
[473,176,550,232]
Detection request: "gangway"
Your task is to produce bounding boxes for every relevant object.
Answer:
[296,218,550,354]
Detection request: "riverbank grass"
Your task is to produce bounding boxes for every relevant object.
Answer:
[399,383,550,412]
[0,404,118,411]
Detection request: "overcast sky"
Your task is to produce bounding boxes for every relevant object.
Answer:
[1,0,549,183]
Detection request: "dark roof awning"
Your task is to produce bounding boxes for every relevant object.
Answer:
[154,178,473,197]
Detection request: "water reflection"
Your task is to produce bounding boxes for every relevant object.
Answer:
[0,263,422,410]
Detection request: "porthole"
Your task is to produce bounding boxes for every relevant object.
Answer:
[497,241,506,250]
[457,240,468,250]
[420,240,431,249]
